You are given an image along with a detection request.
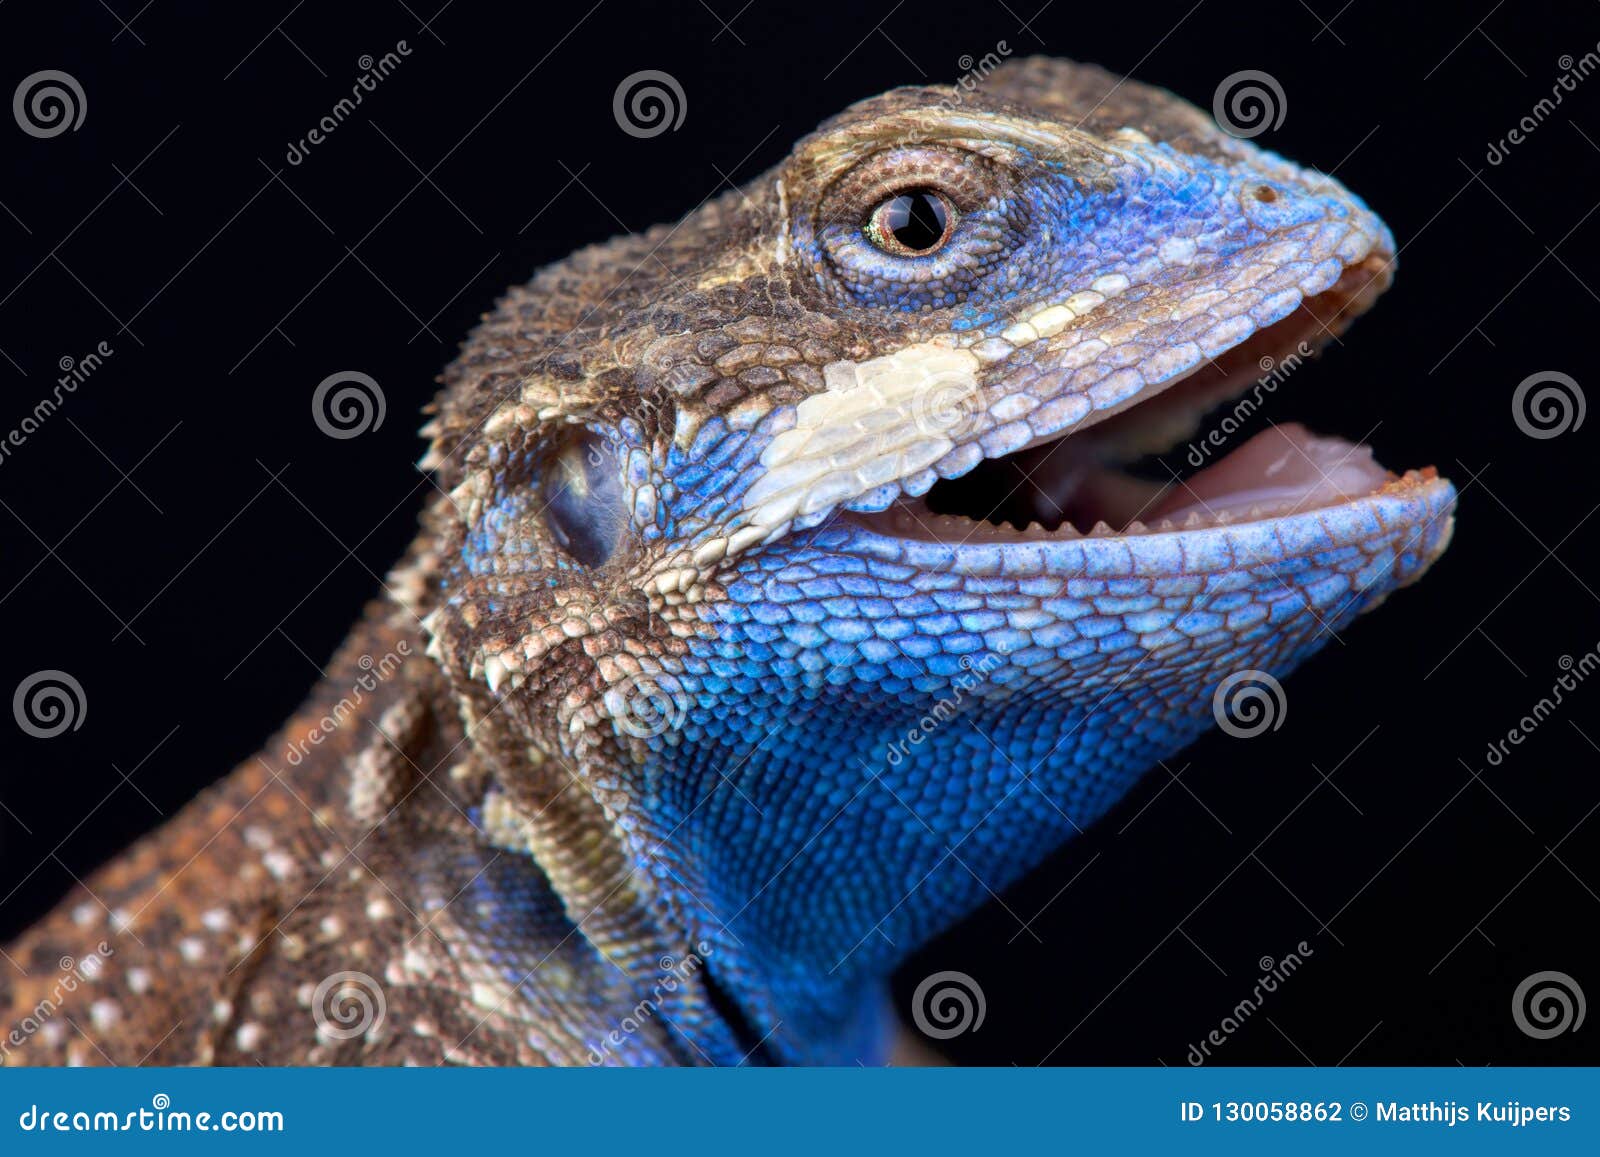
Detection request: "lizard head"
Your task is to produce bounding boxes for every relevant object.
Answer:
[414,57,1455,1062]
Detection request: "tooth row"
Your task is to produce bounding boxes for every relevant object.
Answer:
[875,481,1413,547]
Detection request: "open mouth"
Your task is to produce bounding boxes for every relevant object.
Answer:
[850,258,1441,544]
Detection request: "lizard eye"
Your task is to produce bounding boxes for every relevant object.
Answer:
[864,189,954,256]
[811,147,1019,310]
[544,434,627,567]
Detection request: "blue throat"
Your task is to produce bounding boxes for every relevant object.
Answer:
[616,514,1418,1063]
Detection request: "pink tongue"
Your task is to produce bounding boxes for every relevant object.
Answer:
[1153,422,1391,522]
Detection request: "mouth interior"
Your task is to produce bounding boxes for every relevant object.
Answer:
[875,272,1401,542]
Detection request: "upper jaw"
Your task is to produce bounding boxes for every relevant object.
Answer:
[949,223,1397,466]
[733,144,1395,528]
[733,204,1414,524]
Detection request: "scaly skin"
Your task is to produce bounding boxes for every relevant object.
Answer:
[2,58,1454,1066]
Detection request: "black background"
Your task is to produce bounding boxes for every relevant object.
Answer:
[0,0,1596,1066]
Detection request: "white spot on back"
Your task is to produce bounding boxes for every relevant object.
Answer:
[89,999,120,1031]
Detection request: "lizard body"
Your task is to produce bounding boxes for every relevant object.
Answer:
[2,58,1455,1066]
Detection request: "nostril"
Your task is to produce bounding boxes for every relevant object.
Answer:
[1241,181,1321,230]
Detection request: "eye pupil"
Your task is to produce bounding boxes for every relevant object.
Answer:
[885,192,945,249]
[869,189,950,254]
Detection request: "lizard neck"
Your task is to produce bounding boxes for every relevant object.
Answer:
[622,701,1162,1065]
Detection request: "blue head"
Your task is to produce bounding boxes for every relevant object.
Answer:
[418,58,1455,1063]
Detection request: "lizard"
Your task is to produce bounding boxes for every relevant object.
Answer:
[1,56,1455,1066]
